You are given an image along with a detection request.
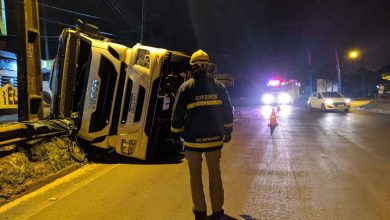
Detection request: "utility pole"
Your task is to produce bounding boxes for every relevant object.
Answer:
[14,0,43,121]
[140,0,145,44]
[308,48,313,95]
[41,6,49,59]
[335,48,342,93]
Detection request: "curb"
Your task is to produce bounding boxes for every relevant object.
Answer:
[356,107,390,115]
[0,163,82,207]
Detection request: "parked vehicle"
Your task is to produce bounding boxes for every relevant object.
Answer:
[307,91,351,112]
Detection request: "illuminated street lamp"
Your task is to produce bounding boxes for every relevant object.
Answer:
[348,50,361,60]
[335,49,362,93]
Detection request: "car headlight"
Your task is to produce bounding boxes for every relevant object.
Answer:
[262,94,274,104]
[324,99,333,105]
[278,93,291,104]
[345,98,351,104]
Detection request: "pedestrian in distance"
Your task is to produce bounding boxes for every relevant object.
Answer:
[378,84,385,99]
[171,49,234,220]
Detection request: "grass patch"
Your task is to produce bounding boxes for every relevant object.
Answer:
[0,137,86,201]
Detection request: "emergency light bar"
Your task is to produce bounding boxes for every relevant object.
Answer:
[267,80,280,86]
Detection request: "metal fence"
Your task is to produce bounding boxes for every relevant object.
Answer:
[0,51,19,124]
[0,51,53,125]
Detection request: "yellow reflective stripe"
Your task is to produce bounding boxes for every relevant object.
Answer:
[184,141,224,148]
[224,123,233,128]
[170,127,183,133]
[187,100,223,109]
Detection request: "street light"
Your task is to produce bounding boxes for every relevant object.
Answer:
[335,49,362,93]
[348,50,361,60]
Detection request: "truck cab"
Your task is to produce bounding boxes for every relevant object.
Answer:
[261,79,300,105]
[50,22,191,160]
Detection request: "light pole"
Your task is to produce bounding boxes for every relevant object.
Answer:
[140,0,145,44]
[335,48,342,92]
[308,48,313,95]
[348,49,364,96]
[335,49,361,93]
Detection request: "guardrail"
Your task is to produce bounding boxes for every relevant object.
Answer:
[0,119,72,151]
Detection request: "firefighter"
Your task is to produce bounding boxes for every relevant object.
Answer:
[171,49,234,220]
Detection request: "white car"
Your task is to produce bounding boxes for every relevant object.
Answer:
[308,91,351,112]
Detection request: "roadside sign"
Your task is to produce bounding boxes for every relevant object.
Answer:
[0,83,18,109]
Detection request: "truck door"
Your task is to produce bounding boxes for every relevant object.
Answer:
[112,45,167,160]
[112,47,191,160]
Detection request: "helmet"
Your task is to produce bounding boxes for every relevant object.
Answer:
[190,49,210,65]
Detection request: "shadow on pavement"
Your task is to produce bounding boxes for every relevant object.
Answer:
[78,140,184,165]
[239,214,257,220]
[223,214,240,219]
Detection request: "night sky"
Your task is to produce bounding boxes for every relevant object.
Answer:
[4,0,390,94]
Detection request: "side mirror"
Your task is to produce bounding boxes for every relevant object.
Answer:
[76,19,106,41]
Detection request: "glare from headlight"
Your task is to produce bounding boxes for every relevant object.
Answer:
[278,93,291,104]
[324,99,334,105]
[345,98,351,103]
[262,94,274,104]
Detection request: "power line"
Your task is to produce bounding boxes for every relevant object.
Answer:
[3,5,140,39]
[38,3,112,21]
[103,0,133,28]
[11,1,133,28]
[40,17,141,36]
[40,17,115,37]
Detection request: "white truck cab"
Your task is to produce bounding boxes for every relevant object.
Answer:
[50,21,191,160]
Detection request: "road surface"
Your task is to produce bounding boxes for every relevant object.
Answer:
[1,105,389,219]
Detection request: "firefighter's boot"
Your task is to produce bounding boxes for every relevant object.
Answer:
[193,209,207,220]
[209,210,225,220]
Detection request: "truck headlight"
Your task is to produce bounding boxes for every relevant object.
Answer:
[278,93,291,104]
[262,94,274,104]
[345,98,351,104]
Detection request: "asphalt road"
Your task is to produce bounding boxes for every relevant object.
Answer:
[0,105,389,219]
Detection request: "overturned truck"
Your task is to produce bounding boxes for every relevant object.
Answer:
[50,22,191,160]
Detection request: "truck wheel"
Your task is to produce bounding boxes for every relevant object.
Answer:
[344,109,349,112]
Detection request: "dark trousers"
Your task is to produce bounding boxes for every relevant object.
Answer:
[185,149,224,213]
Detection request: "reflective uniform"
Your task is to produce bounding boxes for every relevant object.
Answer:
[171,68,233,216]
[171,69,233,152]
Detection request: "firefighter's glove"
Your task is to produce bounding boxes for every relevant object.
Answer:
[223,133,232,143]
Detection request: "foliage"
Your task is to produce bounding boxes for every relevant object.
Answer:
[381,73,390,81]
[0,137,83,201]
